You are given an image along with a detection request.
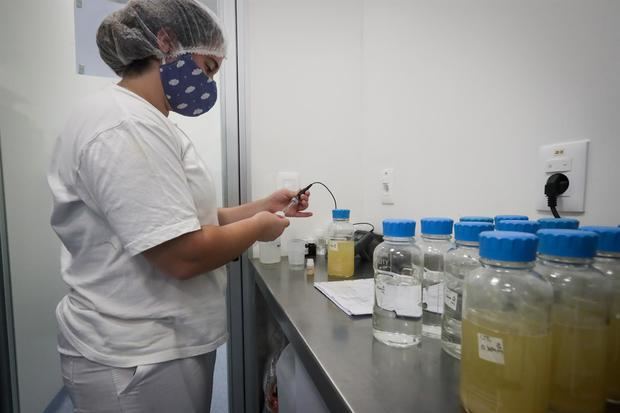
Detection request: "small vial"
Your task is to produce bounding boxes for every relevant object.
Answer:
[372,219,423,347]
[578,226,620,405]
[536,229,609,413]
[306,258,315,276]
[461,231,554,413]
[418,217,454,338]
[441,222,493,359]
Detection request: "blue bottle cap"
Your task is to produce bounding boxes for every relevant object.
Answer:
[421,217,454,235]
[383,219,416,238]
[538,218,580,230]
[537,229,598,259]
[580,226,620,253]
[332,209,350,220]
[455,222,495,242]
[496,220,540,234]
[494,215,528,225]
[479,231,538,262]
[460,216,494,223]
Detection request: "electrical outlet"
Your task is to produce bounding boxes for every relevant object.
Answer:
[537,140,589,213]
[381,168,395,205]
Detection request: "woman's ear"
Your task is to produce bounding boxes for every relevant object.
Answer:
[156,28,174,55]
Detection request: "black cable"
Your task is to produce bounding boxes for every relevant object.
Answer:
[298,181,338,210]
[353,222,375,232]
[550,206,561,219]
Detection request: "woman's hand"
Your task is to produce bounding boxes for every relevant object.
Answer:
[253,211,290,241]
[264,188,312,218]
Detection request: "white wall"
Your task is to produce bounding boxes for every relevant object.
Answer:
[248,0,620,241]
[0,1,222,412]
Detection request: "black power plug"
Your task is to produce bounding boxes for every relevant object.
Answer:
[545,173,569,218]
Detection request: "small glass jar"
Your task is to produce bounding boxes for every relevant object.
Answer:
[441,221,493,359]
[536,229,609,413]
[327,209,355,277]
[418,217,454,338]
[372,219,423,347]
[581,226,620,405]
[461,231,553,413]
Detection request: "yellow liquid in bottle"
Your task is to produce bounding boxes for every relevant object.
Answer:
[327,240,354,277]
[460,311,551,413]
[608,316,620,402]
[549,308,608,413]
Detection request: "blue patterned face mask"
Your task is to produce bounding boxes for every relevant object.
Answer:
[159,54,218,117]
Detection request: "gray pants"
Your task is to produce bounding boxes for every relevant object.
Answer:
[60,352,216,413]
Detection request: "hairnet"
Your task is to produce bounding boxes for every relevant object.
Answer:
[97,0,226,76]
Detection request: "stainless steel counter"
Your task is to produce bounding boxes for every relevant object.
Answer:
[250,256,461,413]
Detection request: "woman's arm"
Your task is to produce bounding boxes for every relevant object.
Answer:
[218,189,311,225]
[143,211,289,279]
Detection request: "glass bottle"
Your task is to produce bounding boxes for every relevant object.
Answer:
[536,229,609,413]
[461,231,553,413]
[495,219,540,234]
[580,226,620,405]
[372,219,423,347]
[494,215,528,225]
[441,222,493,359]
[418,217,454,338]
[327,209,355,277]
[538,217,580,230]
[460,216,494,223]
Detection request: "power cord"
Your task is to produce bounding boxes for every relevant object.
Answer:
[545,173,569,218]
[297,181,338,210]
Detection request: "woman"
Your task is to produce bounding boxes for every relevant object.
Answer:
[47,0,310,411]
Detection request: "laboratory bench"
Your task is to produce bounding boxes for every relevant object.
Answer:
[248,256,460,413]
[246,256,620,413]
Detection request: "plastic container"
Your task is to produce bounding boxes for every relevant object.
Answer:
[419,217,454,338]
[495,219,540,234]
[327,209,355,277]
[288,239,306,270]
[259,238,281,264]
[536,229,609,413]
[538,217,580,230]
[494,215,528,225]
[372,219,423,347]
[460,216,494,223]
[460,231,553,413]
[581,226,620,404]
[441,222,494,359]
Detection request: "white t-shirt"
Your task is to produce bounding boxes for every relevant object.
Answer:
[48,85,227,368]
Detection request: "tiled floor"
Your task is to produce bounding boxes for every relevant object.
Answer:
[45,345,229,413]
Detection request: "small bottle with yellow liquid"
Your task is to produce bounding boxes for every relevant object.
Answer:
[536,229,610,413]
[327,209,355,277]
[461,231,554,413]
[579,226,620,405]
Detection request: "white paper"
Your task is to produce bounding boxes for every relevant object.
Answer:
[445,288,458,312]
[328,240,339,252]
[314,278,374,316]
[376,281,422,318]
[478,333,505,364]
[423,282,444,314]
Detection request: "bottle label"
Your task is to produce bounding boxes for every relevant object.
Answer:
[477,333,505,365]
[445,288,458,312]
[423,282,444,314]
[375,271,422,318]
[328,240,339,252]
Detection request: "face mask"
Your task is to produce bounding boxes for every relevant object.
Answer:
[159,54,218,117]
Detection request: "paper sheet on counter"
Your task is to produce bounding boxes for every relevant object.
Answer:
[314,278,374,316]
